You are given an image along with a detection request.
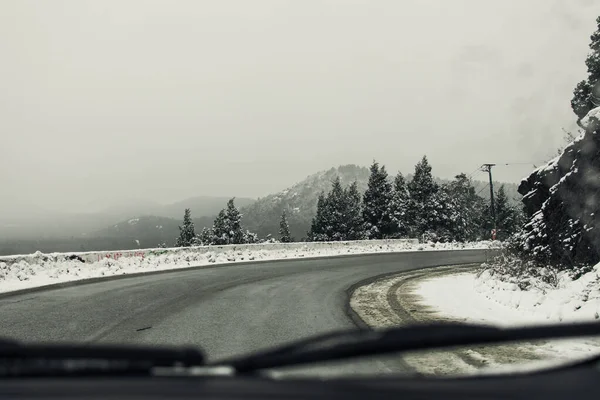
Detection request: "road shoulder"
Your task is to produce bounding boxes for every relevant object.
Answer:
[349,265,548,375]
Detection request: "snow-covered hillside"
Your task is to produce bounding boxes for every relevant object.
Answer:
[240,164,520,241]
[241,165,371,239]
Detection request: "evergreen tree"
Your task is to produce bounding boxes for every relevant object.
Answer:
[418,185,455,242]
[445,173,486,241]
[198,227,214,245]
[225,198,244,244]
[309,179,365,241]
[308,192,328,241]
[243,230,258,244]
[572,16,600,120]
[389,172,410,237]
[212,209,228,245]
[408,156,437,203]
[279,210,292,243]
[494,185,522,240]
[407,156,441,236]
[175,208,196,247]
[327,177,348,240]
[362,161,394,239]
[345,181,366,240]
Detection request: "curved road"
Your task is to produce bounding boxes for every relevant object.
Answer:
[0,250,487,373]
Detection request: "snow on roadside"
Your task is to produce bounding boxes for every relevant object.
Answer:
[475,265,600,324]
[415,269,600,363]
[0,240,493,295]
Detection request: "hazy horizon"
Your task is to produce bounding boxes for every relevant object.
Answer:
[2,0,599,215]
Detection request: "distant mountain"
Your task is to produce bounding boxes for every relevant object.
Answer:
[98,196,255,220]
[83,197,255,249]
[159,196,255,219]
[240,165,371,240]
[0,196,255,242]
[0,166,521,255]
[0,214,216,256]
[240,165,522,240]
[92,214,217,249]
[99,198,164,220]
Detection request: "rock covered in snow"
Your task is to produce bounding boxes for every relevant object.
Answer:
[516,107,600,267]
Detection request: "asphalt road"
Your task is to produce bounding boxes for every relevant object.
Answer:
[0,250,488,375]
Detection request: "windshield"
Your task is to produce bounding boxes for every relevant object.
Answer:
[1,0,600,378]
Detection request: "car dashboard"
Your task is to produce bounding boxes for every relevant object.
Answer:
[1,359,599,400]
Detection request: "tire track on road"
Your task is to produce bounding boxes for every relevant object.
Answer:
[350,265,543,375]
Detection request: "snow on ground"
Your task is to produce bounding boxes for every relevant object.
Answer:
[415,266,600,363]
[0,240,493,295]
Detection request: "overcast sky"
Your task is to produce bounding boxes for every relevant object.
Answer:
[1,0,599,214]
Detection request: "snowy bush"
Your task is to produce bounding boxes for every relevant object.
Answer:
[480,251,560,291]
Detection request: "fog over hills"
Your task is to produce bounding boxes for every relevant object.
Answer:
[0,164,519,255]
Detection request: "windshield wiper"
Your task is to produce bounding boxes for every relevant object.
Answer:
[0,342,205,376]
[210,321,600,373]
[4,321,600,376]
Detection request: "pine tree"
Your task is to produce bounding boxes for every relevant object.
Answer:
[345,181,366,240]
[198,227,214,245]
[408,156,437,203]
[428,185,456,242]
[362,161,394,239]
[308,192,328,241]
[243,230,258,244]
[494,185,522,240]
[279,210,292,243]
[327,177,348,240]
[225,198,244,244]
[407,156,440,237]
[175,208,196,247]
[445,173,486,241]
[389,172,410,237]
[212,209,228,245]
[572,16,600,120]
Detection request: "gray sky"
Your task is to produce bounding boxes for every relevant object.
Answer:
[1,0,599,214]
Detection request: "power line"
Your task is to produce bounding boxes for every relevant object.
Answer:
[476,184,490,196]
[466,166,484,180]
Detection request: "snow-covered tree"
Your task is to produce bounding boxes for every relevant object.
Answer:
[408,156,437,204]
[572,16,600,120]
[309,178,365,241]
[308,192,329,241]
[198,227,214,245]
[407,156,441,236]
[279,210,292,243]
[225,198,244,244]
[362,161,394,239]
[327,177,348,240]
[243,230,258,244]
[389,172,410,237]
[175,208,196,247]
[211,209,229,245]
[494,185,523,241]
[200,200,258,245]
[445,173,486,241]
[345,181,366,240]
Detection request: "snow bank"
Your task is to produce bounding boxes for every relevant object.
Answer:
[0,240,494,295]
[415,268,600,362]
[474,265,600,324]
[417,266,600,326]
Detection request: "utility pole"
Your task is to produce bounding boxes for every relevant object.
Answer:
[481,164,496,237]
